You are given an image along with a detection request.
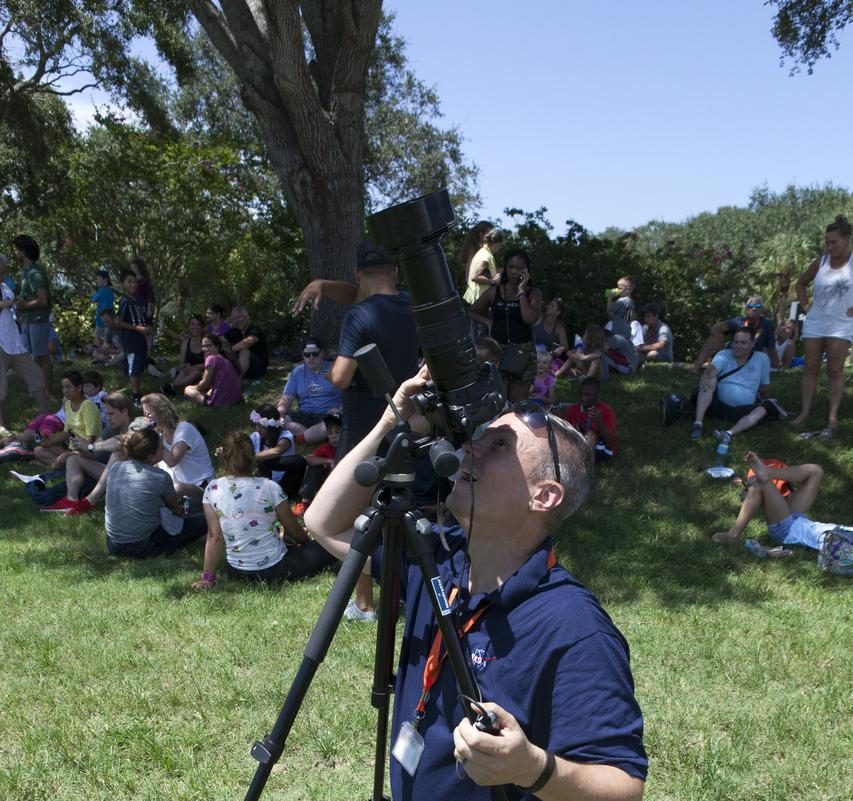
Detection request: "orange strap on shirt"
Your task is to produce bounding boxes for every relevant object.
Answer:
[414,547,557,718]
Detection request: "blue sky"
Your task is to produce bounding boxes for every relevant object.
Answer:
[387,1,852,233]
[57,2,851,235]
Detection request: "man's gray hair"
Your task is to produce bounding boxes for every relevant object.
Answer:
[529,414,594,529]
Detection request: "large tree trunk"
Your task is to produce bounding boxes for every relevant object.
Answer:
[188,0,383,344]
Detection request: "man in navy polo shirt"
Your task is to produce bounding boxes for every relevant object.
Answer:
[687,294,778,373]
[306,369,647,801]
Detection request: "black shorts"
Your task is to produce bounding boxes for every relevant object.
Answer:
[691,388,781,423]
[243,352,267,380]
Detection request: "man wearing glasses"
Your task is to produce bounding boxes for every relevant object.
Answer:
[306,370,648,801]
[687,295,779,374]
[277,336,342,445]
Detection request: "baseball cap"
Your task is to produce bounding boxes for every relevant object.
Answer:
[356,238,394,270]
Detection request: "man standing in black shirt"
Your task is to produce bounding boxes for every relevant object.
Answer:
[329,241,419,458]
[296,239,419,619]
[226,305,269,379]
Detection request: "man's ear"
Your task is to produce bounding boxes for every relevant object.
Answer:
[529,480,564,514]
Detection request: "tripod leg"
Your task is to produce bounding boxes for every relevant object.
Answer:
[370,520,403,801]
[243,513,382,801]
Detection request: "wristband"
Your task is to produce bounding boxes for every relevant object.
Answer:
[201,571,216,584]
[519,750,556,794]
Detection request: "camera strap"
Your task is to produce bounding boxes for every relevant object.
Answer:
[412,547,558,724]
[413,586,491,725]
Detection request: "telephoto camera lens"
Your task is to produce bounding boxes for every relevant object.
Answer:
[367,190,505,443]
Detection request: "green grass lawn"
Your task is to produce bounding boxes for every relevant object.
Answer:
[1,361,850,800]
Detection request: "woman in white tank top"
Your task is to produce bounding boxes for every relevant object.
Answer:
[792,215,853,436]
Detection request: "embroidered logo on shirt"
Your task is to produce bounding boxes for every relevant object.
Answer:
[471,647,494,673]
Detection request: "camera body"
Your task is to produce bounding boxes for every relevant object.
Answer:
[367,190,506,445]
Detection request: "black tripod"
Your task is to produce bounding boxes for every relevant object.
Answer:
[243,418,510,801]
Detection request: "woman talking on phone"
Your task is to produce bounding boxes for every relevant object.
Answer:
[470,249,542,402]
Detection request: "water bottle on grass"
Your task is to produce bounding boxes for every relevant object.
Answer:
[744,538,768,558]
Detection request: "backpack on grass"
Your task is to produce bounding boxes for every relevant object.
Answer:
[818,527,853,576]
[659,393,689,426]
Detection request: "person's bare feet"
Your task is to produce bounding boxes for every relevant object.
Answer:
[712,530,740,545]
[744,451,769,482]
[790,412,808,427]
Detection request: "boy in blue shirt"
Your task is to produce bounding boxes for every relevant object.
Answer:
[91,267,115,346]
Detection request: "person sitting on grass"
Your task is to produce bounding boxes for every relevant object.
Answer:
[191,431,335,589]
[87,309,124,366]
[32,370,102,467]
[1,413,64,465]
[161,314,206,396]
[530,347,556,407]
[687,294,777,374]
[183,334,242,408]
[774,319,797,369]
[224,305,269,380]
[104,428,207,558]
[205,303,231,337]
[636,302,673,364]
[82,369,109,428]
[249,403,306,502]
[40,392,134,514]
[559,376,618,463]
[276,336,342,444]
[555,324,607,381]
[141,393,214,502]
[292,412,342,517]
[689,326,783,444]
[712,452,849,554]
[603,328,639,377]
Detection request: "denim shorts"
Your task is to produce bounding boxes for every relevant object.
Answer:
[23,321,51,358]
[767,513,824,551]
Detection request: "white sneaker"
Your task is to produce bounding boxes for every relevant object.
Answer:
[344,599,376,622]
[10,470,45,487]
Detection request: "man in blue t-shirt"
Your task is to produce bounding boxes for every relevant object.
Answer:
[278,336,342,444]
[688,294,778,373]
[690,326,782,444]
[305,370,647,801]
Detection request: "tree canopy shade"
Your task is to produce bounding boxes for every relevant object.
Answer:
[767,0,853,73]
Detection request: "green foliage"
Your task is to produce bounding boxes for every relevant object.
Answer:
[51,287,95,352]
[768,0,853,73]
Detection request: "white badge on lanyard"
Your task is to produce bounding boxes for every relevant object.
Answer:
[392,720,425,776]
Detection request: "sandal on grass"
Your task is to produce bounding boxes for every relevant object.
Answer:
[799,430,821,440]
[817,427,834,440]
